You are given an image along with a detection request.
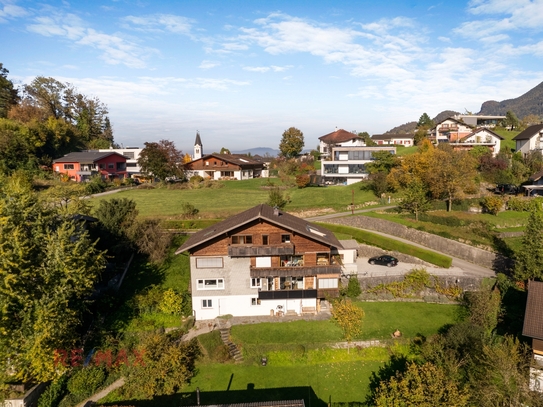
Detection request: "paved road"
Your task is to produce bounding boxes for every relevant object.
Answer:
[307,208,495,278]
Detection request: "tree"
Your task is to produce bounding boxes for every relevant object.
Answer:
[267,186,288,209]
[398,179,431,221]
[279,127,304,158]
[93,198,138,256]
[358,131,377,146]
[417,112,434,128]
[331,298,364,351]
[514,207,543,281]
[503,110,519,130]
[0,174,105,384]
[373,362,470,407]
[138,139,184,181]
[521,114,541,129]
[0,63,19,118]
[365,151,400,174]
[219,147,231,154]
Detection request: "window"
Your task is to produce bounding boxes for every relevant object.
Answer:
[251,298,261,306]
[318,278,339,289]
[205,161,209,166]
[127,162,137,167]
[262,235,269,245]
[123,152,135,159]
[108,163,114,169]
[232,235,252,244]
[55,166,60,172]
[63,164,74,170]
[281,234,291,243]
[255,257,271,268]
[196,258,223,268]
[197,279,224,290]
[202,299,213,308]
[100,164,105,169]
[251,278,261,288]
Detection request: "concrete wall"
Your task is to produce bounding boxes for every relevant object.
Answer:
[326,216,511,271]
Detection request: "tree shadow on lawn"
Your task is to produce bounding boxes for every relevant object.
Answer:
[96,255,167,333]
[100,385,328,407]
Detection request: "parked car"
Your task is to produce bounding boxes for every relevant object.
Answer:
[495,184,518,195]
[368,255,398,267]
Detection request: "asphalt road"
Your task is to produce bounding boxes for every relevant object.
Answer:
[306,207,496,278]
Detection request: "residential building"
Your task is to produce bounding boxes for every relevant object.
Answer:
[98,147,143,178]
[175,204,357,320]
[430,118,473,143]
[52,151,127,182]
[513,124,543,157]
[449,128,504,157]
[184,153,266,180]
[321,146,396,185]
[318,128,365,159]
[522,280,543,393]
[371,134,415,147]
[453,114,505,128]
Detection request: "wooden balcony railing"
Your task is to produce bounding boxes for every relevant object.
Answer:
[228,244,294,257]
[250,265,341,277]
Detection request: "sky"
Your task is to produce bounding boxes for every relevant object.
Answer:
[1,0,543,153]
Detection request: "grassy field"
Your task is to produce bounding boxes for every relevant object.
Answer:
[89,179,379,218]
[493,128,520,152]
[319,223,453,267]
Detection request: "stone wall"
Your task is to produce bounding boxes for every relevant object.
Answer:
[327,216,511,271]
[357,243,435,268]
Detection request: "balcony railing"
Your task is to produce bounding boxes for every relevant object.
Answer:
[250,265,341,277]
[258,289,317,300]
[228,244,294,257]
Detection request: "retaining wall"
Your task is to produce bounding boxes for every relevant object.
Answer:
[327,216,511,271]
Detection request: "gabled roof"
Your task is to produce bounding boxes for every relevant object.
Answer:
[371,134,414,141]
[175,204,342,254]
[513,124,543,141]
[319,129,362,143]
[523,280,543,341]
[432,117,473,130]
[195,131,202,146]
[188,153,263,167]
[52,151,127,164]
[529,170,543,182]
[458,127,505,142]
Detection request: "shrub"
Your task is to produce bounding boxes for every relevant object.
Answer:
[267,187,289,209]
[345,277,362,298]
[38,375,68,407]
[507,196,533,212]
[481,196,504,215]
[66,367,106,399]
[159,289,184,315]
[295,174,310,188]
[181,202,199,218]
[190,175,204,183]
[84,176,107,195]
[404,268,431,291]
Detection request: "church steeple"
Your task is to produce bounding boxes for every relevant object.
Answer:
[194,131,203,160]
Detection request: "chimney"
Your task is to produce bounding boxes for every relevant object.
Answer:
[273,206,279,216]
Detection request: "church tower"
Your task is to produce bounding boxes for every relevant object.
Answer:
[194,131,203,160]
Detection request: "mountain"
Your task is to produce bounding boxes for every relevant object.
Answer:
[478,81,543,118]
[383,110,460,134]
[432,110,460,124]
[232,147,279,156]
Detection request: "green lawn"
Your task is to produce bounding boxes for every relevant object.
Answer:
[89,179,379,218]
[319,223,453,267]
[395,145,418,156]
[493,128,520,152]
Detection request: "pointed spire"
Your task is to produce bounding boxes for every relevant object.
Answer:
[194,131,202,146]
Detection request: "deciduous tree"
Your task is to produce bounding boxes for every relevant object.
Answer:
[0,63,19,118]
[514,207,543,281]
[331,298,364,350]
[398,179,431,221]
[279,127,304,158]
[138,139,184,181]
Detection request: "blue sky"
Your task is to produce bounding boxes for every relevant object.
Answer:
[1,0,543,153]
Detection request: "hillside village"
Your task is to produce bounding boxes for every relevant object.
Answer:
[3,68,543,407]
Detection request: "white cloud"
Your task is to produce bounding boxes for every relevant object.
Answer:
[0,2,27,23]
[26,11,156,68]
[199,60,220,69]
[122,14,193,35]
[243,65,292,73]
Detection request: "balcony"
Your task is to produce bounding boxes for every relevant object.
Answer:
[258,289,317,300]
[250,265,341,277]
[228,244,294,257]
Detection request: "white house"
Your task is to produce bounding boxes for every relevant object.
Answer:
[513,124,543,157]
[371,134,414,147]
[175,204,357,320]
[450,128,504,157]
[453,114,505,128]
[318,128,365,159]
[321,146,396,186]
[98,147,143,178]
[430,118,473,144]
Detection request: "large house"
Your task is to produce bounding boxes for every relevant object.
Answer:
[52,151,127,182]
[513,124,543,157]
[522,280,543,392]
[449,128,504,157]
[430,118,474,143]
[185,153,265,180]
[371,134,414,147]
[175,204,357,320]
[321,146,396,185]
[318,128,365,159]
[98,147,143,178]
[453,114,505,128]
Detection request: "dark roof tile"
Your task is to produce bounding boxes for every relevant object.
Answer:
[319,129,362,144]
[523,280,543,340]
[513,124,543,141]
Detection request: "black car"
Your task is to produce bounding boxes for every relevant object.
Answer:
[368,255,398,267]
[495,184,518,195]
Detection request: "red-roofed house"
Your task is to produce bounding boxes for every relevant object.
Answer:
[318,128,365,159]
[184,153,265,180]
[52,151,128,182]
